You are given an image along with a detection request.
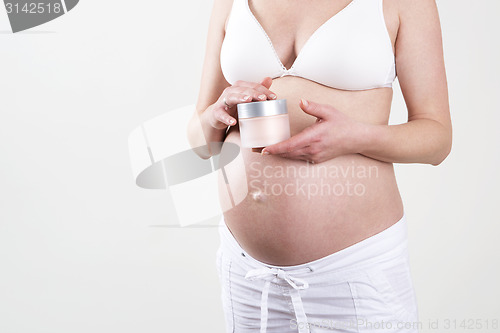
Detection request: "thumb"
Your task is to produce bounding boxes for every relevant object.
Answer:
[300,99,331,120]
[260,77,273,89]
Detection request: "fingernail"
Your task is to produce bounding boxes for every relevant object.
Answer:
[229,119,236,125]
[269,94,277,99]
[258,94,266,100]
[242,96,251,101]
[301,98,309,107]
[261,150,270,155]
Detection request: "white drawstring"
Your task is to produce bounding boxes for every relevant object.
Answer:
[245,267,311,333]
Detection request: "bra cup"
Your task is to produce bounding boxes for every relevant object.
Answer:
[292,25,395,90]
[220,0,284,85]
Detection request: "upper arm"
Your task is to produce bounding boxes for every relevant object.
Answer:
[395,0,451,129]
[195,0,233,115]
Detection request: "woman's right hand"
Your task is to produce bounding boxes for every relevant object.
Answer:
[207,77,277,130]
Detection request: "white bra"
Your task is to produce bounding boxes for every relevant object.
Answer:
[220,0,396,91]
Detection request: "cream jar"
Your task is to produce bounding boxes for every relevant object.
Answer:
[237,99,291,148]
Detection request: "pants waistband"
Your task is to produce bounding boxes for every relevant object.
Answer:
[218,214,409,282]
[218,214,409,333]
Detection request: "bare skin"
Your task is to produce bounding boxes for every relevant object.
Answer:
[187,0,452,265]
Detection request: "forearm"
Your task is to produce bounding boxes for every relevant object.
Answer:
[187,105,228,159]
[359,118,452,166]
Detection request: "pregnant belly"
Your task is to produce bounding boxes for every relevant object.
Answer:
[217,78,404,265]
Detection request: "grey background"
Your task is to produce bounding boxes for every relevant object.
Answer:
[1,0,499,332]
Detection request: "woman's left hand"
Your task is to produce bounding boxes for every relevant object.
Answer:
[261,99,369,164]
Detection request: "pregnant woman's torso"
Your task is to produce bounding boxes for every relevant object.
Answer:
[218,0,403,266]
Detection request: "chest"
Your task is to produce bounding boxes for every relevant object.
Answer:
[220,0,398,90]
[239,0,399,68]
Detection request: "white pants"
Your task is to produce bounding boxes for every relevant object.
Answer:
[215,214,420,333]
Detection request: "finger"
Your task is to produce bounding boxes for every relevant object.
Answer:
[300,99,332,120]
[260,77,273,89]
[288,146,314,157]
[277,147,311,160]
[262,128,318,155]
[283,148,321,164]
[277,153,309,161]
[223,92,252,108]
[225,89,270,108]
[213,107,237,127]
[281,154,316,164]
[224,91,263,109]
[277,152,318,165]
[238,88,270,102]
[258,77,277,99]
[232,80,277,100]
